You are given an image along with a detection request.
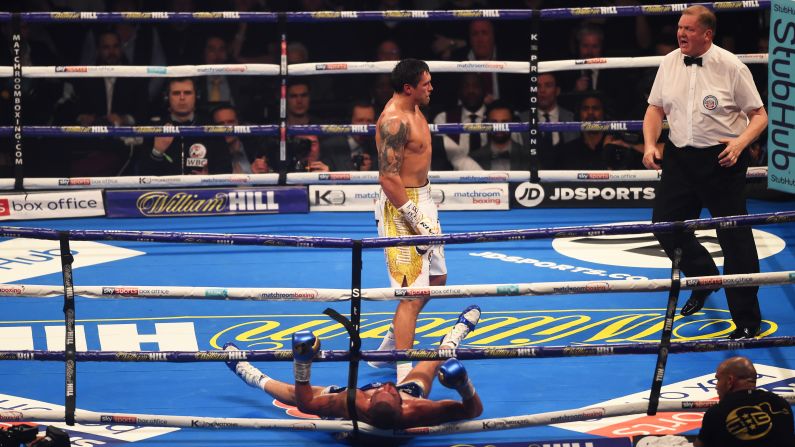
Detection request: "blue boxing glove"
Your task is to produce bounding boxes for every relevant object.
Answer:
[438,358,475,399]
[292,330,320,383]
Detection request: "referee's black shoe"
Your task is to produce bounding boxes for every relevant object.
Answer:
[680,290,716,316]
[728,326,761,340]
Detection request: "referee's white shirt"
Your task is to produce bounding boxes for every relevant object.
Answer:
[647,44,763,149]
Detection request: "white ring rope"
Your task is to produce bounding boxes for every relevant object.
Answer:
[0,54,767,78]
[4,395,795,436]
[0,167,769,190]
[3,270,793,301]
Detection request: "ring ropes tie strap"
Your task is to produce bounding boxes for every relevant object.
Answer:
[647,235,683,415]
[322,240,364,437]
[527,8,541,184]
[59,232,77,425]
[277,12,289,186]
[11,13,25,191]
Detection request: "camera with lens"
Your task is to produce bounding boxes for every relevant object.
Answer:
[0,424,70,447]
[286,137,313,172]
[351,153,365,171]
[604,131,642,169]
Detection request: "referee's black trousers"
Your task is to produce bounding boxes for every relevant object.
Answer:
[652,142,761,330]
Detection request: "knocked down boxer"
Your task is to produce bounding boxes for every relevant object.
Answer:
[224,304,483,429]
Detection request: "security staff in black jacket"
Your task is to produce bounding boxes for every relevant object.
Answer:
[138,77,230,176]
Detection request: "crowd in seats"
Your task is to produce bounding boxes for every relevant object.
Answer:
[0,0,770,177]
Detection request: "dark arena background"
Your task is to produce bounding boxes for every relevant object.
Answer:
[1,1,794,446]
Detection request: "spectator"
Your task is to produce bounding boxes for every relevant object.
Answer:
[560,23,629,117]
[227,0,275,64]
[70,29,149,177]
[194,34,258,119]
[286,79,317,126]
[554,93,642,170]
[286,42,335,105]
[0,19,68,177]
[449,20,524,109]
[369,74,394,116]
[137,78,230,175]
[156,0,200,65]
[519,72,576,169]
[375,39,402,62]
[470,101,528,171]
[320,101,378,171]
[211,104,270,174]
[80,0,167,103]
[433,73,487,171]
[695,356,794,447]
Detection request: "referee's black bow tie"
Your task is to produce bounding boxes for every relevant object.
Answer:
[684,56,702,66]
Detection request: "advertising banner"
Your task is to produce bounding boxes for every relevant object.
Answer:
[0,190,104,220]
[309,184,509,211]
[768,0,795,193]
[511,181,656,208]
[105,187,308,218]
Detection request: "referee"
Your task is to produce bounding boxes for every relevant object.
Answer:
[642,5,768,339]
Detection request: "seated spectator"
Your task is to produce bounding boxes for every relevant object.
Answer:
[369,74,394,116]
[519,72,577,169]
[433,73,487,171]
[375,39,402,62]
[70,29,149,177]
[470,101,528,171]
[448,19,524,109]
[553,93,642,170]
[196,35,245,112]
[286,79,318,126]
[137,77,230,175]
[287,42,336,105]
[321,101,378,171]
[560,23,629,118]
[211,104,270,174]
[80,0,167,103]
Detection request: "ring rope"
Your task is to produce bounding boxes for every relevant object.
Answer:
[1,210,791,248]
[0,52,767,79]
[4,270,794,301]
[0,166,768,190]
[2,395,793,437]
[0,2,771,24]
[4,336,795,363]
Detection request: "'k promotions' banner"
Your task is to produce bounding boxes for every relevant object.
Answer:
[768,0,795,193]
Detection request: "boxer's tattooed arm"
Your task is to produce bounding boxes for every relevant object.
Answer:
[378,118,410,176]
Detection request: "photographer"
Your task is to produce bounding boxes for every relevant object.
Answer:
[320,101,378,172]
[0,424,70,447]
[289,135,329,173]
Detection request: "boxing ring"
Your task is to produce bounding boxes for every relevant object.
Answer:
[3,2,795,446]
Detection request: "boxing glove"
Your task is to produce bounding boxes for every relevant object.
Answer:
[397,200,438,254]
[292,330,320,383]
[438,358,475,399]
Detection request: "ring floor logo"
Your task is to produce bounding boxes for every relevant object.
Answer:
[552,223,786,268]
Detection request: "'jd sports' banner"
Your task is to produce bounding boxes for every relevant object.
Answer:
[106,186,308,218]
[511,181,656,208]
[768,0,795,193]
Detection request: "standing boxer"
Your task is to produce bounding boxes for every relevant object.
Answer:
[370,59,448,381]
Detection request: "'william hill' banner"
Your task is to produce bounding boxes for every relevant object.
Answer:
[105,186,308,218]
